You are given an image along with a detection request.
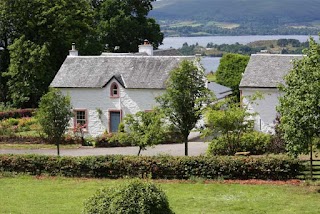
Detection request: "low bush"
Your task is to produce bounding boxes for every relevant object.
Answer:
[4,118,19,126]
[94,131,183,148]
[0,109,35,120]
[0,117,40,137]
[0,135,82,145]
[0,136,45,144]
[83,179,173,214]
[207,131,272,155]
[94,133,131,147]
[0,154,302,180]
[0,125,15,136]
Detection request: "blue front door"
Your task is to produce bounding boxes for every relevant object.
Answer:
[110,112,120,132]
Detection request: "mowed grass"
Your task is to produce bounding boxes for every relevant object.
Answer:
[1,176,320,214]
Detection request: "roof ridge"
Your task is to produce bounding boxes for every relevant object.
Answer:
[67,55,194,58]
[252,54,304,57]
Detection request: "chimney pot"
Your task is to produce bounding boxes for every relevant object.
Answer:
[144,39,149,45]
[69,43,78,56]
[72,43,76,51]
[139,40,153,56]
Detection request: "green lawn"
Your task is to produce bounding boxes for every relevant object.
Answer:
[1,175,320,214]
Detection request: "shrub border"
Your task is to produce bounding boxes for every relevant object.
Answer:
[0,154,302,180]
[0,109,35,120]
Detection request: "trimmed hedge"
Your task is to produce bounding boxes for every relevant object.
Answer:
[0,154,302,180]
[0,109,35,120]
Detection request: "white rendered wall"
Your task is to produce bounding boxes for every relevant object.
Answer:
[241,88,281,134]
[60,80,163,137]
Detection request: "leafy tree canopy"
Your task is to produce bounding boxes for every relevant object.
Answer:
[123,109,165,156]
[0,0,95,107]
[96,0,163,52]
[278,37,320,157]
[3,36,50,107]
[157,59,213,156]
[203,97,254,137]
[215,53,249,99]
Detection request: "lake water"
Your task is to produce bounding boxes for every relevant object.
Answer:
[161,35,319,73]
[160,35,318,49]
[201,57,221,74]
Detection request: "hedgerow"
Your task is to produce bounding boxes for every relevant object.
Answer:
[0,109,35,120]
[0,154,302,180]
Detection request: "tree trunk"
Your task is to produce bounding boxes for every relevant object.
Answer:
[184,136,188,156]
[57,141,60,156]
[310,142,313,180]
[138,146,142,156]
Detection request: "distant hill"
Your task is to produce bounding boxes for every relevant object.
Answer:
[150,0,320,36]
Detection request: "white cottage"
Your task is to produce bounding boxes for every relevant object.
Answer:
[239,54,303,133]
[51,42,231,137]
[50,43,197,136]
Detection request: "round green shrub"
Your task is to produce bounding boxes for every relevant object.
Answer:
[83,180,174,214]
[240,131,271,154]
[207,131,272,155]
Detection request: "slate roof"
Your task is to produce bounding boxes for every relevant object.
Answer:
[239,54,303,88]
[50,56,194,89]
[207,82,232,100]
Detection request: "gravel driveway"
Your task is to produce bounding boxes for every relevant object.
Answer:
[0,132,210,156]
[0,142,209,156]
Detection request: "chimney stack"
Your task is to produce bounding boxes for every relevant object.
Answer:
[69,43,78,56]
[138,39,153,56]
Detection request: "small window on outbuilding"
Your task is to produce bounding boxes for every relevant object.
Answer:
[110,82,119,98]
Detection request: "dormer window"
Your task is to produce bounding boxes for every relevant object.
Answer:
[110,82,119,98]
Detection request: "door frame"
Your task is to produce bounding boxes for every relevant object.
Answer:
[108,109,122,133]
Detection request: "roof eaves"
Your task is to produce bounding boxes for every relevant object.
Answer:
[239,86,278,89]
[120,74,127,88]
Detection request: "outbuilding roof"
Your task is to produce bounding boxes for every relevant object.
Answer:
[207,82,232,100]
[51,56,194,89]
[239,54,303,88]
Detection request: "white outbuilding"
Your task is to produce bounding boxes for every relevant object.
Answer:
[239,54,303,133]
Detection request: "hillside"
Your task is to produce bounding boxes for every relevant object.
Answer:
[150,0,320,36]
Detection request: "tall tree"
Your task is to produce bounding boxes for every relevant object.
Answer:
[37,89,72,156]
[215,53,249,99]
[3,36,50,107]
[0,0,95,106]
[157,60,212,156]
[95,0,163,52]
[278,37,320,177]
[0,0,12,102]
